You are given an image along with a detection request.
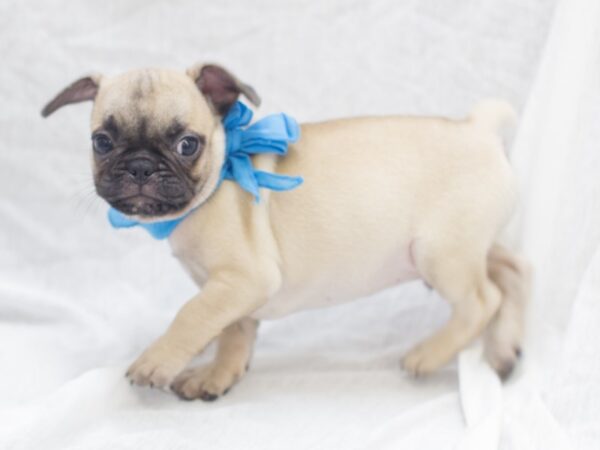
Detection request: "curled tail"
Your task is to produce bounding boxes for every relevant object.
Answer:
[470,98,517,134]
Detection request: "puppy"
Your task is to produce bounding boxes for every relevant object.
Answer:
[42,64,531,401]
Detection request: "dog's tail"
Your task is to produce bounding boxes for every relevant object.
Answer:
[470,98,517,134]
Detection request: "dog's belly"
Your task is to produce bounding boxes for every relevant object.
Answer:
[250,243,420,320]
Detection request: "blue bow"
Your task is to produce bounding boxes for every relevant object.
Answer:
[221,101,303,201]
[107,101,303,240]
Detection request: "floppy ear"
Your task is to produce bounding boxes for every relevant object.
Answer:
[41,75,102,118]
[187,64,261,116]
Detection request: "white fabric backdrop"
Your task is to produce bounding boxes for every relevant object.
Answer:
[1,0,598,448]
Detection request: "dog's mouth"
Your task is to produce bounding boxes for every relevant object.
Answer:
[110,195,187,218]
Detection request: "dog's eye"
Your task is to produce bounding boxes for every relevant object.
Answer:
[92,134,113,155]
[176,136,200,157]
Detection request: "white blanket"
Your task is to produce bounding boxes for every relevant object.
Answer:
[1,0,599,448]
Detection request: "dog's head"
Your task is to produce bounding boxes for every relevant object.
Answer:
[42,64,260,221]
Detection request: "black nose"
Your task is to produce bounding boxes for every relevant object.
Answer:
[125,159,157,184]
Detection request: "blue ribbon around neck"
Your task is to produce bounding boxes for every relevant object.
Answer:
[107,101,303,240]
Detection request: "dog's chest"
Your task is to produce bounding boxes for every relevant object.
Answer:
[174,250,210,286]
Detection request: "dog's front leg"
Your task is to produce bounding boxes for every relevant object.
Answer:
[126,272,271,388]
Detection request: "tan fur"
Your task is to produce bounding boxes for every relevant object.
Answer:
[44,66,531,399]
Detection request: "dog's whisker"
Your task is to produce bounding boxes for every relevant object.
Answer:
[72,189,103,219]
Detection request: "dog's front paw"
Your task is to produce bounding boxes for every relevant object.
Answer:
[126,339,190,388]
[171,362,247,401]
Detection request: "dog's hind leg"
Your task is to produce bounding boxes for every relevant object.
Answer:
[403,239,502,376]
[171,317,258,401]
[483,244,532,379]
